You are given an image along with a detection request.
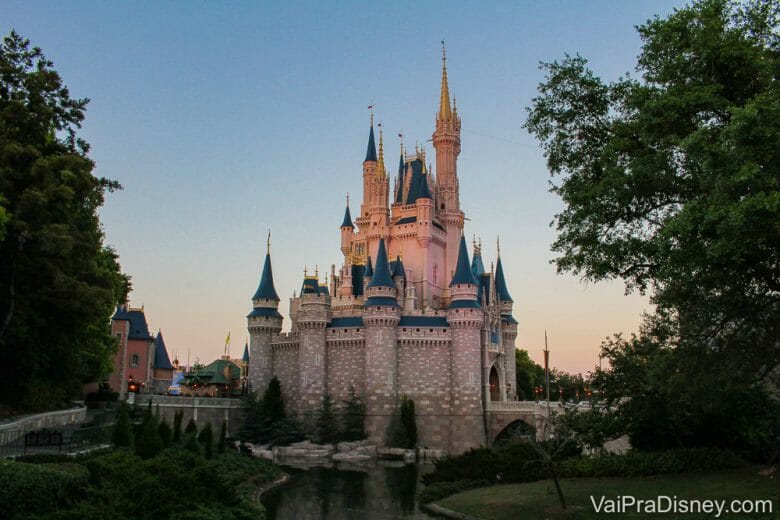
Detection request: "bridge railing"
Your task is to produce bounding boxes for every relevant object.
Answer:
[488,401,569,414]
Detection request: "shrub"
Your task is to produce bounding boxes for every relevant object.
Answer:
[173,410,183,443]
[218,419,228,454]
[418,479,489,505]
[316,393,339,444]
[158,419,172,447]
[112,401,134,448]
[198,422,214,459]
[185,417,198,435]
[399,395,417,449]
[135,414,163,459]
[423,443,547,486]
[559,448,747,478]
[0,460,89,518]
[342,385,366,441]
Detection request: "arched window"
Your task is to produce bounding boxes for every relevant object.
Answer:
[131,354,139,368]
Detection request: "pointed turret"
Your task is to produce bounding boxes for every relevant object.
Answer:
[341,203,354,228]
[153,331,173,370]
[391,255,405,278]
[395,151,406,203]
[365,121,377,162]
[364,255,373,278]
[450,235,479,286]
[377,125,385,177]
[242,342,249,363]
[367,238,394,288]
[406,159,432,204]
[494,256,513,302]
[438,43,453,122]
[252,249,280,301]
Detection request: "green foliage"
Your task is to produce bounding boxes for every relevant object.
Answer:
[514,349,544,400]
[36,449,271,519]
[341,385,366,441]
[158,419,172,448]
[262,377,285,424]
[173,410,183,443]
[418,479,489,505]
[111,401,133,449]
[183,432,201,455]
[268,417,306,447]
[0,460,88,519]
[558,408,623,450]
[198,421,214,459]
[185,417,198,435]
[0,31,131,411]
[399,395,417,449]
[559,448,747,478]
[135,411,163,459]
[240,379,303,446]
[316,393,339,444]
[423,444,547,486]
[218,419,227,454]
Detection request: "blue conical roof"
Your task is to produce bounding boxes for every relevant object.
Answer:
[252,254,280,301]
[153,331,173,370]
[391,256,405,278]
[364,256,373,278]
[450,235,479,286]
[242,342,249,362]
[365,124,377,162]
[341,205,354,228]
[471,248,485,279]
[405,159,432,204]
[366,239,394,288]
[495,256,513,302]
[395,155,405,203]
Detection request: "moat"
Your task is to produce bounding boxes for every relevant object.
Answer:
[261,462,434,519]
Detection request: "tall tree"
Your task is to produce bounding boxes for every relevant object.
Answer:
[0,31,130,410]
[342,385,366,441]
[526,0,779,377]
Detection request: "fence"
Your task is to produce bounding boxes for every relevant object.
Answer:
[0,424,114,458]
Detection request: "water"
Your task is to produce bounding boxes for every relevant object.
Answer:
[261,462,434,519]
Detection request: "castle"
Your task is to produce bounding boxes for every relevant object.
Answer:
[247,50,518,454]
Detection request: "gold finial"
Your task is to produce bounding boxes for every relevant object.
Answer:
[439,40,452,121]
[315,264,319,278]
[377,123,385,177]
[266,229,271,254]
[497,236,501,258]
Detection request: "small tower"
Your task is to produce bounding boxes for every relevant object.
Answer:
[495,238,518,399]
[363,238,401,444]
[340,194,354,257]
[297,268,331,425]
[247,233,283,394]
[446,235,486,452]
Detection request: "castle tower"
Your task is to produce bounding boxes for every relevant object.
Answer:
[340,196,354,256]
[432,44,464,284]
[363,238,401,444]
[297,270,331,424]
[247,235,283,394]
[495,239,518,399]
[447,235,486,452]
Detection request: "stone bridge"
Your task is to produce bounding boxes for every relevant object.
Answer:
[487,401,569,445]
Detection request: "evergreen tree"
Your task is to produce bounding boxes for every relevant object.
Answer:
[198,422,214,459]
[342,385,366,441]
[158,419,172,448]
[112,401,134,449]
[218,419,227,454]
[262,377,285,424]
[316,393,339,444]
[184,417,197,435]
[399,396,417,449]
[172,410,183,443]
[135,412,162,459]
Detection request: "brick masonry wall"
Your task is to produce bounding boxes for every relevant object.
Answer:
[272,344,300,415]
[134,395,244,438]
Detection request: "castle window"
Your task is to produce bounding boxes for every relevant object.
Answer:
[430,329,433,332]
[416,329,420,332]
[130,354,139,368]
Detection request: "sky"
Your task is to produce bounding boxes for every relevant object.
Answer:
[4,0,684,374]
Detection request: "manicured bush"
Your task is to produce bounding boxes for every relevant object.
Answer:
[399,395,417,449]
[0,460,88,518]
[423,443,547,486]
[173,410,183,443]
[316,393,339,444]
[112,401,134,448]
[218,419,228,454]
[559,448,747,478]
[342,385,366,441]
[135,414,163,459]
[418,479,489,505]
[185,417,198,435]
[198,422,214,459]
[158,419,172,447]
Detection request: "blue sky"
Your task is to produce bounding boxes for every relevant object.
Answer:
[4,0,684,373]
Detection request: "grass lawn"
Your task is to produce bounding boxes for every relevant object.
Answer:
[435,467,779,519]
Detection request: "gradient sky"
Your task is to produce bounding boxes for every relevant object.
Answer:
[4,1,684,375]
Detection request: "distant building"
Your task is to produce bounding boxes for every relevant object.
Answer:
[110,305,175,397]
[181,357,242,397]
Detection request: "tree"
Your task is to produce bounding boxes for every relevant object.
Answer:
[399,395,417,449]
[262,377,285,424]
[135,412,163,459]
[184,417,197,435]
[198,421,214,459]
[515,349,544,400]
[0,31,131,410]
[112,401,134,448]
[316,393,339,444]
[342,385,366,441]
[218,419,227,454]
[526,0,779,451]
[158,419,172,448]
[172,410,183,443]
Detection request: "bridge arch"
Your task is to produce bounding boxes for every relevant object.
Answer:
[492,418,536,447]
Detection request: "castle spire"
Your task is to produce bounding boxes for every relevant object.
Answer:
[366,238,394,288]
[341,194,354,228]
[395,148,406,203]
[377,124,385,177]
[438,41,452,122]
[252,244,280,301]
[495,238,513,302]
[450,235,479,286]
[365,115,377,162]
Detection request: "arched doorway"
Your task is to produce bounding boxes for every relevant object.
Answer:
[489,366,500,401]
[493,419,536,447]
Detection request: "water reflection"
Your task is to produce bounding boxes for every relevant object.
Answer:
[262,462,433,519]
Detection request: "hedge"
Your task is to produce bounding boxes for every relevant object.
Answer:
[0,460,89,518]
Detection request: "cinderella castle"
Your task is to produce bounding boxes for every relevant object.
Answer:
[247,50,518,454]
